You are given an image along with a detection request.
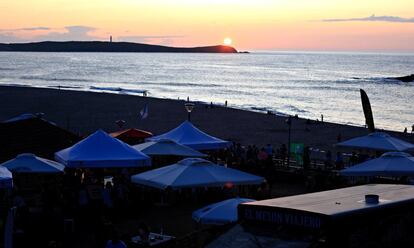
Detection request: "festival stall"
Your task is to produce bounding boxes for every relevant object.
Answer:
[147,121,229,150]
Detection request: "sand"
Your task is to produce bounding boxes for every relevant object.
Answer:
[1,85,413,152]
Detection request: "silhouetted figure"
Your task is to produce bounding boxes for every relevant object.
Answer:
[321,114,324,123]
[335,152,344,170]
[303,147,310,170]
[337,133,342,143]
[280,144,287,165]
[324,150,332,169]
[350,152,358,166]
[412,124,414,133]
[225,100,228,107]
[404,127,408,133]
[137,223,150,247]
[106,230,127,248]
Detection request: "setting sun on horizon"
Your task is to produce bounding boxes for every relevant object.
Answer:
[223,38,232,46]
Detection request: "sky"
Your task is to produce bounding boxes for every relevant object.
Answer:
[1,0,414,51]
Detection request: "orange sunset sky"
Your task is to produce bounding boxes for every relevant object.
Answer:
[1,0,414,51]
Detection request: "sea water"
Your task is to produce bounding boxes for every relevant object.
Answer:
[0,51,413,131]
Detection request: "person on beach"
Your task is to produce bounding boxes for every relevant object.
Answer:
[404,127,407,133]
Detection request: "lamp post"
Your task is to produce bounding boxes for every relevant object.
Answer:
[184,102,195,121]
[285,116,292,167]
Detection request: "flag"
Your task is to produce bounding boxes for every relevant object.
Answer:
[360,89,375,133]
[139,103,149,119]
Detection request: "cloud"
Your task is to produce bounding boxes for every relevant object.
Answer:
[0,26,51,32]
[0,25,100,42]
[322,14,414,23]
[0,25,183,45]
[38,26,98,41]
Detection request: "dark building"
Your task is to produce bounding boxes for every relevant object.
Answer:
[0,114,81,162]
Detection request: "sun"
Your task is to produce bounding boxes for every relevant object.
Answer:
[223,37,232,46]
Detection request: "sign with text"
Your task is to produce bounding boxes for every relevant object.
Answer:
[239,204,325,230]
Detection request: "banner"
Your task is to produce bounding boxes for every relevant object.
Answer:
[360,89,375,133]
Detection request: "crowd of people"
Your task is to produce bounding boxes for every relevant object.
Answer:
[1,138,399,248]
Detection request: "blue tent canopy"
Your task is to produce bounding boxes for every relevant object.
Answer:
[192,197,255,225]
[131,158,264,190]
[147,121,229,150]
[340,152,414,177]
[55,129,151,168]
[1,153,65,173]
[0,166,13,188]
[133,139,207,157]
[337,132,414,152]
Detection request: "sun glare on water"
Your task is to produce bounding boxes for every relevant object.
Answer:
[223,37,232,46]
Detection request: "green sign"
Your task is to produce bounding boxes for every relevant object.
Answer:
[290,143,304,166]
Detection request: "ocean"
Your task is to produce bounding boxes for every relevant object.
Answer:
[0,51,413,131]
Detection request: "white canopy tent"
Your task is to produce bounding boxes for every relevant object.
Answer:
[192,197,255,225]
[336,132,414,152]
[1,153,65,173]
[147,121,229,150]
[0,166,13,188]
[340,152,414,177]
[55,129,151,168]
[131,158,264,190]
[133,139,206,157]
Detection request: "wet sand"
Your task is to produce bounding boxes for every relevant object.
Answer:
[1,85,413,151]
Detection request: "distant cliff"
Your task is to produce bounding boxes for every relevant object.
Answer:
[391,74,414,83]
[0,41,238,53]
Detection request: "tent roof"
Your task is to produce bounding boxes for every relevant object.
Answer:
[336,132,414,152]
[192,197,254,225]
[133,139,206,157]
[3,113,39,123]
[110,128,153,139]
[0,166,13,188]
[55,129,151,168]
[340,152,414,177]
[147,121,229,150]
[1,153,65,173]
[131,158,263,189]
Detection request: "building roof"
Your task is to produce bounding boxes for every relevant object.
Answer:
[241,184,414,217]
[0,117,81,162]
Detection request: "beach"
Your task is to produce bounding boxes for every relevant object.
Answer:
[2,83,414,248]
[1,85,413,151]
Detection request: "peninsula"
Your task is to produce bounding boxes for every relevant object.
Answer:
[0,41,238,53]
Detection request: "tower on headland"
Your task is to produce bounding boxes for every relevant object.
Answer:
[110,36,112,43]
